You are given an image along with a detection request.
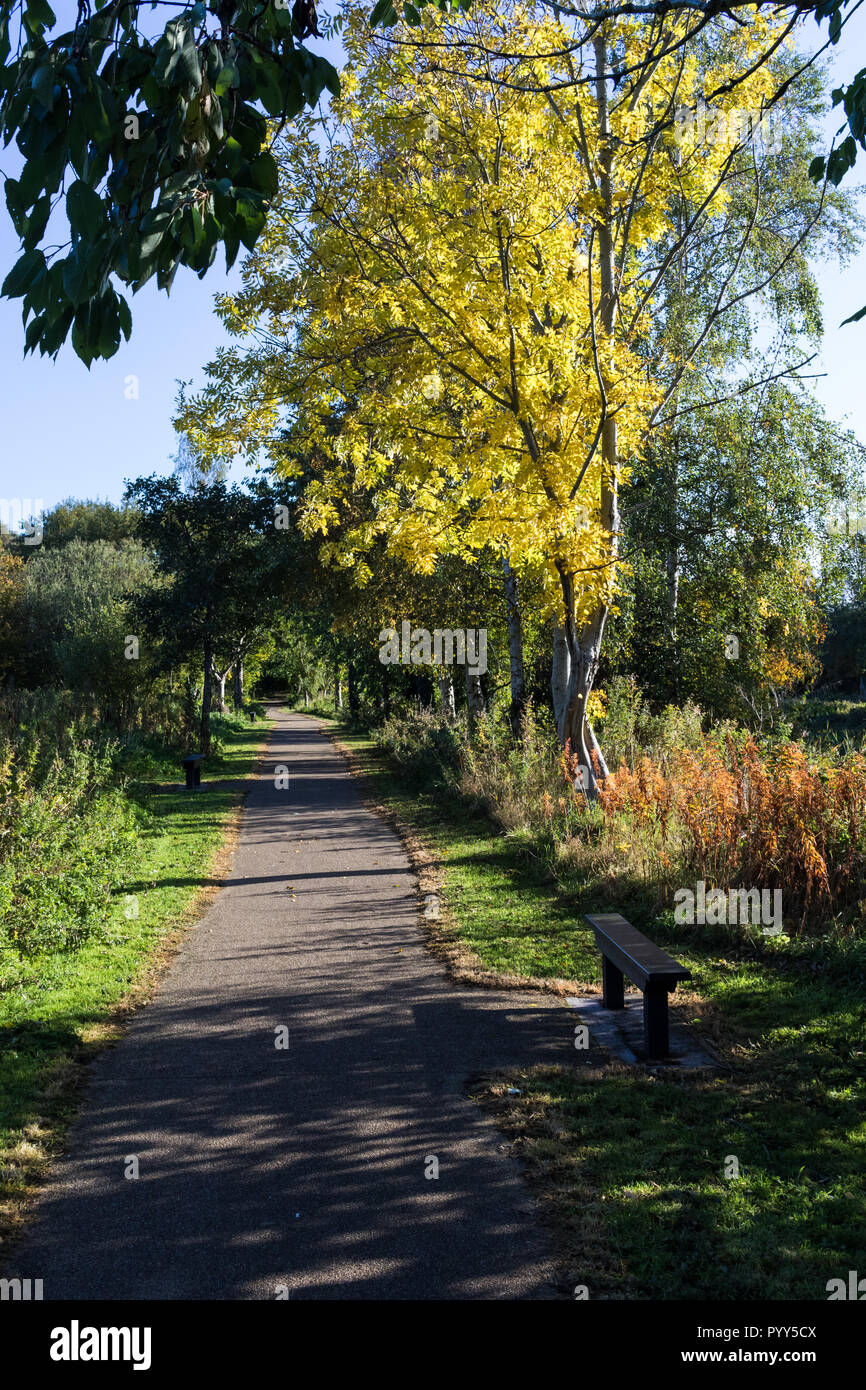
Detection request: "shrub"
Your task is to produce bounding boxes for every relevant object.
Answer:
[579,737,866,935]
[0,732,141,960]
[372,686,866,938]
[594,674,717,769]
[374,706,465,786]
[459,701,569,833]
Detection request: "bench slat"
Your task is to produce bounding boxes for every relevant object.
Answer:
[585,913,690,992]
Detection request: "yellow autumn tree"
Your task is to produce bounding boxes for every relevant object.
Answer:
[180,0,795,782]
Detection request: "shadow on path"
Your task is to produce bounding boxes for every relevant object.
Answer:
[11,708,582,1300]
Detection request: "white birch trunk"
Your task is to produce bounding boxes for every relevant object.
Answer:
[502,552,527,733]
[465,665,485,725]
[439,677,455,720]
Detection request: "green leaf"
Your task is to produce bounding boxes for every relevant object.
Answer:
[24,312,45,354]
[71,302,95,367]
[67,180,104,237]
[370,0,398,24]
[224,231,240,272]
[156,246,181,293]
[2,248,46,299]
[249,52,284,117]
[179,204,204,253]
[233,107,267,158]
[23,193,51,247]
[175,28,202,88]
[97,291,121,358]
[138,205,174,259]
[117,293,132,341]
[215,59,238,97]
[23,0,56,35]
[221,137,244,174]
[841,302,866,326]
[18,158,46,210]
[235,197,266,250]
[4,179,26,236]
[68,106,90,180]
[62,247,100,306]
[82,86,112,143]
[249,151,278,199]
[40,305,74,356]
[31,63,56,111]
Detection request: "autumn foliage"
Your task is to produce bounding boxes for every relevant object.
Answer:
[562,736,866,935]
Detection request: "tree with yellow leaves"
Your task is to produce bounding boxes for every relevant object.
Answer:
[180,0,819,787]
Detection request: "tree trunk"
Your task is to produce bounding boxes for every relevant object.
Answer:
[439,676,455,720]
[666,544,680,700]
[347,661,359,714]
[665,432,681,702]
[382,665,391,719]
[502,552,527,734]
[551,622,571,743]
[201,634,213,754]
[212,665,227,713]
[335,663,343,711]
[552,32,619,798]
[232,660,244,711]
[552,609,611,791]
[465,664,485,728]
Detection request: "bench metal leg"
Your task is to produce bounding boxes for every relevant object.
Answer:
[644,982,670,1058]
[602,955,625,1010]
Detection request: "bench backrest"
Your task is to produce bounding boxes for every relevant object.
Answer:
[585,913,691,991]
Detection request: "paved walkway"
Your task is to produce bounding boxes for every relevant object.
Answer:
[13,708,576,1299]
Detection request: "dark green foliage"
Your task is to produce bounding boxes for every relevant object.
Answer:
[0,0,338,362]
[123,473,296,750]
[14,537,158,721]
[375,705,465,786]
[821,604,866,690]
[0,711,141,957]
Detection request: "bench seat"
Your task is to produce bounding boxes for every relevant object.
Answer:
[585,912,691,1059]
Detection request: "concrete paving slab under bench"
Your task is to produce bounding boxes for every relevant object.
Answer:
[567,994,721,1070]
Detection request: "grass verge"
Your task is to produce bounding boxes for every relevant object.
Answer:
[321,714,866,1301]
[0,711,270,1265]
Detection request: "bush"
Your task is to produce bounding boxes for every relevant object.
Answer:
[595,674,715,768]
[374,706,465,786]
[576,736,866,936]
[459,701,567,832]
[0,730,141,960]
[372,685,866,938]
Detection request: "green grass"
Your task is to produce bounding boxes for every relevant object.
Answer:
[327,721,600,981]
[332,717,866,1301]
[794,694,866,752]
[0,710,268,1260]
[290,697,344,721]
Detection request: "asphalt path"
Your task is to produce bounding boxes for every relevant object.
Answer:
[13,707,577,1299]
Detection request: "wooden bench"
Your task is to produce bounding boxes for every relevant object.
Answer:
[182,753,204,790]
[585,913,691,1059]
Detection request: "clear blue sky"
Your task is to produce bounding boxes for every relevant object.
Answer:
[0,10,864,514]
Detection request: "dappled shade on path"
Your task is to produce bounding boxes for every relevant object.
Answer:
[12,710,579,1299]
